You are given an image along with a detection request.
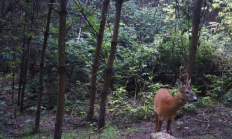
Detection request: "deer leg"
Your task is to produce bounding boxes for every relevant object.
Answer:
[157,120,163,132]
[154,112,158,132]
[167,120,172,135]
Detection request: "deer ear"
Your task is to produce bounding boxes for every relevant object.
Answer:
[188,79,191,85]
[176,79,182,88]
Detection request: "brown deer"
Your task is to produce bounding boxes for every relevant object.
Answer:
[154,70,198,135]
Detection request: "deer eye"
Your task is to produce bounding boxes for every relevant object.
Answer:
[185,91,190,94]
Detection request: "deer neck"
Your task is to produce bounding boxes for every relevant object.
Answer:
[169,92,186,112]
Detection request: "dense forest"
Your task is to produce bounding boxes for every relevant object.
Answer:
[0,0,232,138]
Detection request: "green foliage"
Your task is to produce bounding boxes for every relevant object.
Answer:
[196,96,215,107]
[22,135,46,139]
[0,133,4,139]
[204,71,232,98]
[1,3,232,139]
[183,102,197,111]
[149,83,170,93]
[22,130,50,139]
[0,73,17,81]
[2,0,231,106]
[62,125,122,139]
[212,0,232,34]
[129,106,146,120]
[61,131,77,139]
[0,86,13,96]
[23,128,35,136]
[222,89,232,105]
[100,125,119,138]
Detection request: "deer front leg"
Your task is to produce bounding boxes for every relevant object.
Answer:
[167,120,172,135]
[157,120,163,132]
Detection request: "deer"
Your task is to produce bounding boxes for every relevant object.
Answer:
[153,69,198,135]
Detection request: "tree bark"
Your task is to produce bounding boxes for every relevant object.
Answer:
[20,35,31,112]
[35,0,53,132]
[98,0,123,128]
[19,0,33,113]
[87,0,110,121]
[187,0,203,79]
[77,0,90,42]
[12,67,15,100]
[17,37,25,106]
[54,0,67,138]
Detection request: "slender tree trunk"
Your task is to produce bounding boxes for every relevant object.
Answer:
[35,0,53,132]
[87,0,110,121]
[1,0,5,16]
[187,0,203,79]
[54,0,67,138]
[20,36,31,112]
[98,0,123,128]
[17,37,25,106]
[12,67,15,100]
[77,0,89,42]
[20,0,33,113]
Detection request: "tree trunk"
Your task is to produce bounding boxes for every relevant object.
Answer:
[87,0,110,121]
[187,0,203,79]
[17,37,25,106]
[77,0,90,42]
[35,0,53,132]
[54,0,67,138]
[98,0,123,128]
[20,35,31,112]
[12,67,15,100]
[1,0,5,16]
[20,0,33,113]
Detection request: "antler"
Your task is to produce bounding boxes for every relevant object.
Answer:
[180,68,189,83]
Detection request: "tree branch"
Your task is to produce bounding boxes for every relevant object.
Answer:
[73,0,98,35]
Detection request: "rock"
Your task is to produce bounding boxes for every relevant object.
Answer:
[150,132,175,139]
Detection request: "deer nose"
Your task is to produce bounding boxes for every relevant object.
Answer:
[192,98,198,102]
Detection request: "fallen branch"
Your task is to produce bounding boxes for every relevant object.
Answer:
[187,116,208,123]
[203,108,210,122]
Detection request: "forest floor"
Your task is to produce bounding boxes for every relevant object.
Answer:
[0,82,232,138]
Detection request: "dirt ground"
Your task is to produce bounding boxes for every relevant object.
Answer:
[0,86,232,139]
[133,106,232,139]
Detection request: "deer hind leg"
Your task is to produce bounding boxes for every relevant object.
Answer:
[167,120,172,135]
[154,112,159,132]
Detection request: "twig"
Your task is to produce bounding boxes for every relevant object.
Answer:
[203,108,210,122]
[201,108,211,130]
[71,103,78,120]
[73,0,98,35]
[175,0,190,19]
[221,117,232,125]
[122,112,132,122]
[44,0,59,13]
[187,116,208,123]
[64,91,75,120]
[0,0,20,18]
[214,114,232,125]
[14,119,18,128]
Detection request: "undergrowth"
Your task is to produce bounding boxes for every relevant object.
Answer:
[22,125,139,139]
